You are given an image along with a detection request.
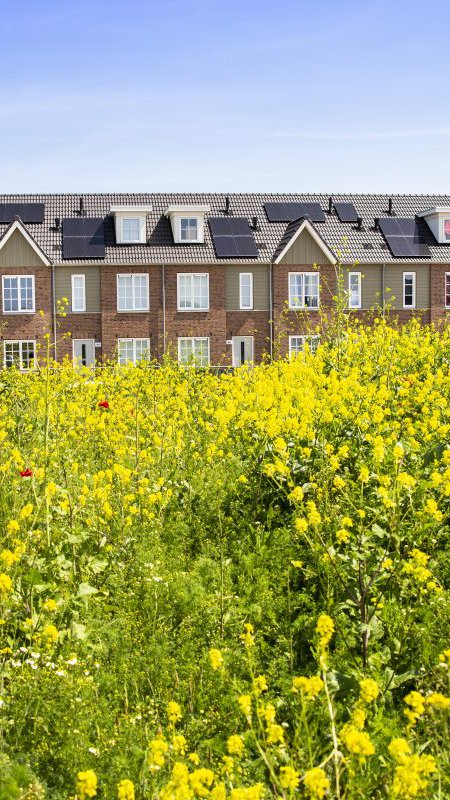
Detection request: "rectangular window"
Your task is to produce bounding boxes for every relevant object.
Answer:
[239,273,253,309]
[445,273,450,308]
[4,340,36,369]
[289,272,319,309]
[118,338,150,365]
[177,273,209,311]
[348,272,361,309]
[180,218,199,242]
[71,274,86,312]
[117,274,149,311]
[122,218,142,242]
[403,272,416,308]
[2,275,35,313]
[178,337,210,367]
[444,220,450,241]
[289,335,320,356]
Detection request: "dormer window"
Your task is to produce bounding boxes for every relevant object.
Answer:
[165,206,210,244]
[180,218,199,242]
[417,207,450,244]
[110,206,152,245]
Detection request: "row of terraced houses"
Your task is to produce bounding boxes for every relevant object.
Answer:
[1,193,450,368]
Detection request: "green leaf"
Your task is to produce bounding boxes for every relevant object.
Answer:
[77,582,98,598]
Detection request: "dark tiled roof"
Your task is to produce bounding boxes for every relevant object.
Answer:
[2,193,450,265]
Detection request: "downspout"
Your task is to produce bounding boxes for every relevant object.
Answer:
[382,262,385,318]
[162,263,166,355]
[269,261,273,361]
[51,263,57,360]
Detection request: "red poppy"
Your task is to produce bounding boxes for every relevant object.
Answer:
[20,468,33,478]
[98,401,110,409]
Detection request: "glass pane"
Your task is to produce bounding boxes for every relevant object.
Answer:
[180,219,198,241]
[179,339,192,364]
[133,275,148,310]
[178,275,191,309]
[122,218,141,241]
[21,341,35,368]
[193,275,208,309]
[240,274,252,308]
[304,274,319,308]
[446,275,450,306]
[289,274,303,307]
[135,339,149,362]
[445,220,450,241]
[117,276,133,311]
[194,338,209,366]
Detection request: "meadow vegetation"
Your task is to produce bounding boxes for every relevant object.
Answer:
[1,317,450,798]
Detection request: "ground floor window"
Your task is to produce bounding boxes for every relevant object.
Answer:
[289,335,320,356]
[118,338,150,365]
[178,337,210,367]
[4,340,36,369]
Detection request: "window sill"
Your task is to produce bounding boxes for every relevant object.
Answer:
[116,309,150,313]
[2,310,35,315]
[177,308,209,313]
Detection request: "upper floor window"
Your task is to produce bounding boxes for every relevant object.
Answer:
[117,274,149,312]
[239,273,253,310]
[403,272,416,309]
[446,273,450,308]
[289,272,319,309]
[118,338,150,365]
[289,335,320,357]
[110,206,152,244]
[180,218,199,242]
[121,218,143,243]
[177,273,209,311]
[2,276,34,313]
[4,340,36,369]
[348,272,361,309]
[165,206,210,244]
[178,337,210,367]
[71,274,86,312]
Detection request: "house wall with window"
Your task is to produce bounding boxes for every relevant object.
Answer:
[384,265,430,310]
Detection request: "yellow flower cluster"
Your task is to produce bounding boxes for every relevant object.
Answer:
[117,779,135,800]
[76,769,98,800]
[316,614,334,651]
[389,739,436,798]
[359,678,379,704]
[340,725,375,758]
[303,767,330,798]
[291,675,324,699]
[147,736,169,771]
[209,648,224,671]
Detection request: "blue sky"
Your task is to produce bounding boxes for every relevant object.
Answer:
[2,0,450,192]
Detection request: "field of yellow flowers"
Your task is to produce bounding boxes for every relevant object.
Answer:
[1,318,450,799]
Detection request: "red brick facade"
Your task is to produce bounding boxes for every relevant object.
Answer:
[0,259,449,367]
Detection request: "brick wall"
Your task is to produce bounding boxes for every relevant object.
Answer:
[0,266,52,354]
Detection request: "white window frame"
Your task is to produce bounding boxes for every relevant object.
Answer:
[177,273,209,312]
[113,213,147,244]
[288,272,319,309]
[178,337,210,367]
[71,274,86,313]
[445,273,450,309]
[179,218,201,243]
[2,275,35,313]
[118,338,150,365]
[4,340,37,370]
[117,274,149,312]
[403,272,416,309]
[239,273,254,310]
[289,335,320,357]
[348,272,361,309]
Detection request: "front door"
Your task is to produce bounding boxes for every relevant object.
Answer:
[73,339,95,368]
[232,336,253,367]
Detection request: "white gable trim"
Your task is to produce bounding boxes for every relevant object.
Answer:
[274,218,336,265]
[0,220,51,266]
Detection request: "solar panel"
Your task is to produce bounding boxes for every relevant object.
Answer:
[378,218,431,258]
[0,203,45,224]
[208,217,258,258]
[264,202,325,223]
[334,202,358,223]
[62,217,105,259]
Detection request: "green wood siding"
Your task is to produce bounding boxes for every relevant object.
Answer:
[54,266,101,312]
[0,229,45,267]
[226,265,269,310]
[384,265,430,309]
[342,266,383,309]
[279,228,331,266]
